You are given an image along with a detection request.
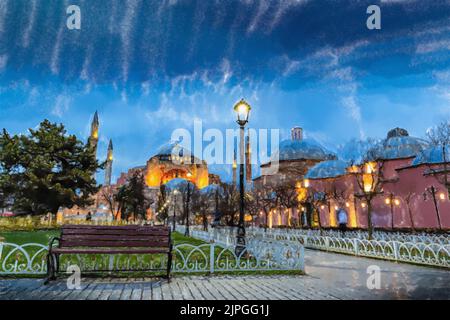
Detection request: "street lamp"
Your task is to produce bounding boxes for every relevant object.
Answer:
[172,190,179,232]
[185,182,192,237]
[385,193,396,229]
[233,98,251,257]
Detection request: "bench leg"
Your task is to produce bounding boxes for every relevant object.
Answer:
[44,253,55,285]
[167,252,172,282]
[55,254,60,273]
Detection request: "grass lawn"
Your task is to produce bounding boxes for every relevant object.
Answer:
[0,229,204,246]
[0,229,60,245]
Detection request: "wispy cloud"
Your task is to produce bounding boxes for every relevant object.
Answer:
[51,94,72,118]
[21,0,37,48]
[0,54,8,71]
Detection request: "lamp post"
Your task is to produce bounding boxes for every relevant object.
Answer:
[185,182,192,237]
[172,190,179,232]
[385,193,400,230]
[233,98,251,257]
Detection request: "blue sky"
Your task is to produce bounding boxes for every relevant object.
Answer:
[0,0,449,183]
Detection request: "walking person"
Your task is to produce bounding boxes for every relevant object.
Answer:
[337,208,348,236]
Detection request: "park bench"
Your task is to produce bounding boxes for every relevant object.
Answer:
[45,224,172,283]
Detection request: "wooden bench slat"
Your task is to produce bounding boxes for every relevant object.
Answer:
[61,234,169,242]
[52,248,169,254]
[62,229,169,236]
[60,240,170,248]
[62,224,170,231]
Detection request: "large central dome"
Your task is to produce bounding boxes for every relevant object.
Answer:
[155,141,191,159]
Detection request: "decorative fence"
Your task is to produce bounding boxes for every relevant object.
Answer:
[0,238,304,276]
[252,228,450,246]
[182,226,450,269]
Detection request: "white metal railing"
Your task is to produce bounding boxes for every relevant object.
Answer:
[0,237,304,275]
[179,225,449,268]
[186,226,449,245]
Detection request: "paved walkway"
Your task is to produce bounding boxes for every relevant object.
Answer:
[1,250,449,300]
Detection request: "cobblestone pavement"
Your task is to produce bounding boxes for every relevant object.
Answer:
[1,250,449,300]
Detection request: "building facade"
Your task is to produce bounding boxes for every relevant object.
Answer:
[253,126,335,227]
[305,129,450,230]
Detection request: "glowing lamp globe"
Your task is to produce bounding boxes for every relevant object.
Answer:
[233,99,251,126]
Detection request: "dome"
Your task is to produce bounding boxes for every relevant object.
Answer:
[412,145,450,166]
[164,178,194,190]
[153,141,202,163]
[155,141,189,157]
[368,128,428,160]
[305,160,349,179]
[200,184,222,195]
[271,139,335,162]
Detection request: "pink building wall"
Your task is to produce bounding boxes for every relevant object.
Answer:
[309,158,450,230]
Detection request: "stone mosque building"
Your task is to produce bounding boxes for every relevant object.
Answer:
[116,142,210,189]
[61,111,223,222]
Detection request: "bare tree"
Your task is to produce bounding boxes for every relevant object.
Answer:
[218,182,239,226]
[176,181,196,236]
[101,185,120,220]
[191,189,209,231]
[251,188,278,231]
[426,120,450,196]
[343,141,385,239]
[352,159,386,240]
[274,182,298,227]
[403,191,416,232]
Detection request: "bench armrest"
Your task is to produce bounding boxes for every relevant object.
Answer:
[48,237,61,252]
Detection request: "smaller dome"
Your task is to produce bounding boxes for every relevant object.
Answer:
[200,184,222,195]
[164,178,194,190]
[387,127,409,139]
[412,145,450,166]
[376,136,428,160]
[367,129,428,160]
[305,160,349,179]
[271,139,335,162]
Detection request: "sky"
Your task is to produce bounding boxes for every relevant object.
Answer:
[0,0,449,183]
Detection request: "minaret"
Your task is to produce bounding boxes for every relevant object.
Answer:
[232,148,237,186]
[88,111,99,157]
[104,139,113,186]
[245,135,252,184]
[291,126,303,141]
